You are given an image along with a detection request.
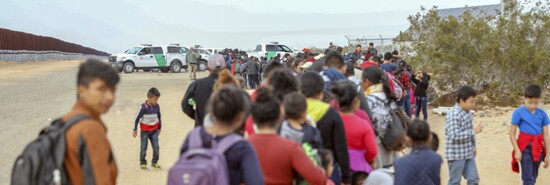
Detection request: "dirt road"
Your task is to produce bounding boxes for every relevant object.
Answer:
[0,61,548,184]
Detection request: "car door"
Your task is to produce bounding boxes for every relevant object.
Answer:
[137,47,155,67]
[151,47,167,67]
[166,46,181,66]
[265,44,278,59]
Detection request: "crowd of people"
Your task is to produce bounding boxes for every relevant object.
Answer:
[11,42,550,185]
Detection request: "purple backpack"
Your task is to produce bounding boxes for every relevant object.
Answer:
[168,128,242,185]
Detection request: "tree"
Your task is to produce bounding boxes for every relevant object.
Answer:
[396,1,550,106]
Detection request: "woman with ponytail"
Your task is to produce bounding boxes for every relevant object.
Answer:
[214,69,240,91]
[361,66,399,168]
[331,81,378,174]
[179,85,264,185]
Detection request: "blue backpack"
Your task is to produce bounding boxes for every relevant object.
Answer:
[168,128,242,185]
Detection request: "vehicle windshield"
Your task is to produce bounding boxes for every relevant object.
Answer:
[125,47,142,54]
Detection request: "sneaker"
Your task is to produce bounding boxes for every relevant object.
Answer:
[152,163,161,169]
[140,164,148,170]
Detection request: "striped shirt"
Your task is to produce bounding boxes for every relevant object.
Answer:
[445,104,476,161]
[134,101,162,131]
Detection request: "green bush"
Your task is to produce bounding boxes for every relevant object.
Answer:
[395,1,550,106]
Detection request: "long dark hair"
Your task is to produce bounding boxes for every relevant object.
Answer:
[362,66,396,102]
[251,87,281,128]
[331,80,358,113]
[267,69,299,102]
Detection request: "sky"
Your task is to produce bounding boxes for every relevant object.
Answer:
[0,0,500,54]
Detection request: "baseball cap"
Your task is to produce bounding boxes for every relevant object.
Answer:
[208,54,225,70]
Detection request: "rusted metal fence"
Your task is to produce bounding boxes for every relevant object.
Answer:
[0,50,107,62]
[0,28,109,62]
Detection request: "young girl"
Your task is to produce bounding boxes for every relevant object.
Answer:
[248,88,327,185]
[331,80,378,173]
[179,85,264,185]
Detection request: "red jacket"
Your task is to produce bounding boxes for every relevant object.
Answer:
[511,132,546,173]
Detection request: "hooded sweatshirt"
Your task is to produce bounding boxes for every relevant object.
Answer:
[306,99,351,184]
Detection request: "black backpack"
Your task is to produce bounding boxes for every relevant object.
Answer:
[11,115,89,185]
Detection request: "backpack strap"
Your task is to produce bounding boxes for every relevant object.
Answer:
[215,134,243,154]
[61,114,90,130]
[188,127,204,149]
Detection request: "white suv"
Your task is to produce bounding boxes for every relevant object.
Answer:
[109,44,187,73]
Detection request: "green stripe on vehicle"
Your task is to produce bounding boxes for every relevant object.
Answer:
[154,54,167,66]
[266,51,276,60]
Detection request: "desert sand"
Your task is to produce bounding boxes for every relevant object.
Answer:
[0,60,548,185]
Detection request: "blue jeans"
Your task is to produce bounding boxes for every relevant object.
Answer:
[140,130,159,165]
[247,74,259,89]
[401,90,411,117]
[448,158,480,185]
[415,96,428,121]
[521,145,543,185]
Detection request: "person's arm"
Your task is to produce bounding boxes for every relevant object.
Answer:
[182,82,197,119]
[446,113,474,142]
[133,105,144,131]
[80,121,116,185]
[509,125,521,162]
[240,142,265,185]
[543,126,549,168]
[509,110,521,161]
[543,111,550,168]
[291,144,327,185]
[157,106,162,131]
[330,111,351,184]
[363,125,378,163]
[311,127,323,149]
[410,73,419,85]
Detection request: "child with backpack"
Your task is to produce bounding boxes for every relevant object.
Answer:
[248,87,327,185]
[445,86,483,185]
[11,60,120,185]
[509,84,550,185]
[133,87,162,170]
[279,92,323,184]
[393,119,442,185]
[331,80,377,173]
[172,85,264,185]
[279,92,323,155]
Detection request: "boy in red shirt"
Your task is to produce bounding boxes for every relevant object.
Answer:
[509,84,550,185]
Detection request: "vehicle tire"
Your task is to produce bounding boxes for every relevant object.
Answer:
[170,62,182,73]
[198,60,207,71]
[160,68,170,73]
[143,69,151,72]
[123,62,134,73]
